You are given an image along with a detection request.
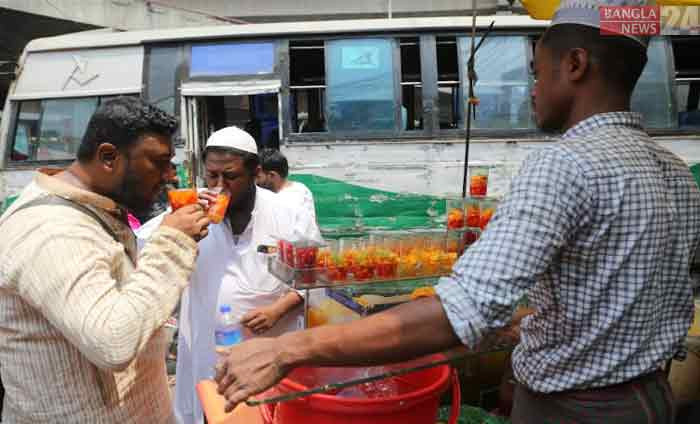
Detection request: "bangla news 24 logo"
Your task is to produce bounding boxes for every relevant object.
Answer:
[599,3,700,36]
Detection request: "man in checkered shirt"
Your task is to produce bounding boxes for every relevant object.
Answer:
[213,3,700,423]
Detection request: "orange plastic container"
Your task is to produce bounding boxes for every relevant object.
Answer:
[196,380,264,424]
[168,188,198,211]
[262,356,460,424]
[208,193,231,224]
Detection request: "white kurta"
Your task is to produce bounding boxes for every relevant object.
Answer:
[137,187,313,424]
[278,181,317,223]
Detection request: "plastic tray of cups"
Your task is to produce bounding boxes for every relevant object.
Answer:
[268,256,451,290]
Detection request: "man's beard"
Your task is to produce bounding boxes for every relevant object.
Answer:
[228,180,256,217]
[112,161,157,216]
[257,178,274,192]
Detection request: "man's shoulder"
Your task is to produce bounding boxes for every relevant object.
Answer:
[296,182,314,199]
[257,187,296,214]
[292,180,312,192]
[278,182,314,209]
[0,183,94,232]
[521,143,587,177]
[0,181,44,219]
[283,181,312,196]
[644,140,694,176]
[257,186,282,203]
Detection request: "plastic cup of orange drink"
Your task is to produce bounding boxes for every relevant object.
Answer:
[446,198,465,230]
[465,199,481,228]
[167,188,198,211]
[207,188,231,224]
[469,166,489,197]
[479,199,496,230]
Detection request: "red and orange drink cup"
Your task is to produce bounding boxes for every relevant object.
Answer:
[293,244,319,285]
[326,263,348,282]
[207,188,231,224]
[469,166,489,197]
[277,239,290,265]
[168,188,198,211]
[294,245,318,269]
[463,228,481,248]
[465,199,481,228]
[375,249,399,279]
[480,199,496,230]
[446,198,465,230]
[446,232,461,254]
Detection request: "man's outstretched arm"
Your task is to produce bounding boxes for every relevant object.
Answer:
[215,296,459,411]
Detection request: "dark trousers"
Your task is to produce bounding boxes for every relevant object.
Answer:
[512,371,675,424]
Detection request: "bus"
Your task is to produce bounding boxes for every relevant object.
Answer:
[1,16,699,232]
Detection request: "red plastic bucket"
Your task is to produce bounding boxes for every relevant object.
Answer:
[259,356,460,424]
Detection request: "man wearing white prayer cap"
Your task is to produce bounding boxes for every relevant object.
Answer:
[136,126,317,424]
[213,3,700,423]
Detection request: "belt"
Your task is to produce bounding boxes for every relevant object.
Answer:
[519,370,666,400]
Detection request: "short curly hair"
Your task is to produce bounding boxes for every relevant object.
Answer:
[77,96,178,162]
[259,148,288,179]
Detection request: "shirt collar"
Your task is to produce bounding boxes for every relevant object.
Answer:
[34,170,121,215]
[562,112,643,140]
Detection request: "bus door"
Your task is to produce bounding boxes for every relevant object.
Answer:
[181,80,282,181]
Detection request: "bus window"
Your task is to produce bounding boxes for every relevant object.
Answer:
[10,97,98,163]
[325,38,398,132]
[437,37,460,129]
[12,124,30,161]
[672,37,700,129]
[631,38,677,129]
[458,35,533,130]
[190,42,275,77]
[146,46,185,116]
[677,80,700,128]
[290,40,327,133]
[401,37,423,131]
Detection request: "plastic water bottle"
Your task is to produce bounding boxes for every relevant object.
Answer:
[214,304,242,361]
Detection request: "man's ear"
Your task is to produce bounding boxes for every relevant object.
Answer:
[565,47,590,83]
[96,143,120,172]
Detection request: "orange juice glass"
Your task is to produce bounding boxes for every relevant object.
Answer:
[480,200,496,230]
[463,228,481,248]
[207,192,231,224]
[446,198,465,229]
[168,188,198,211]
[469,166,489,197]
[465,199,481,228]
[446,232,461,254]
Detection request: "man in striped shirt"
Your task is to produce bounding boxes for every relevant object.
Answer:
[0,97,209,423]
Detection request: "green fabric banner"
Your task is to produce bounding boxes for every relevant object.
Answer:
[288,174,446,235]
[690,163,700,189]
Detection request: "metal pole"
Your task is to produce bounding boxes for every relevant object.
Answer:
[388,0,392,19]
[461,1,477,198]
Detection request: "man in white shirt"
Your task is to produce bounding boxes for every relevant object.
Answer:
[257,148,317,224]
[137,127,315,424]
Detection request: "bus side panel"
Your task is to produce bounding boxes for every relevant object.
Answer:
[282,137,700,232]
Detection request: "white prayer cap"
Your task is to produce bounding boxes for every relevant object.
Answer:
[205,126,258,156]
[551,0,651,47]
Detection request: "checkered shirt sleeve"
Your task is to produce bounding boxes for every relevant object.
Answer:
[436,146,591,348]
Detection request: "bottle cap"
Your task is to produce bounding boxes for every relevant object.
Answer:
[219,304,232,313]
